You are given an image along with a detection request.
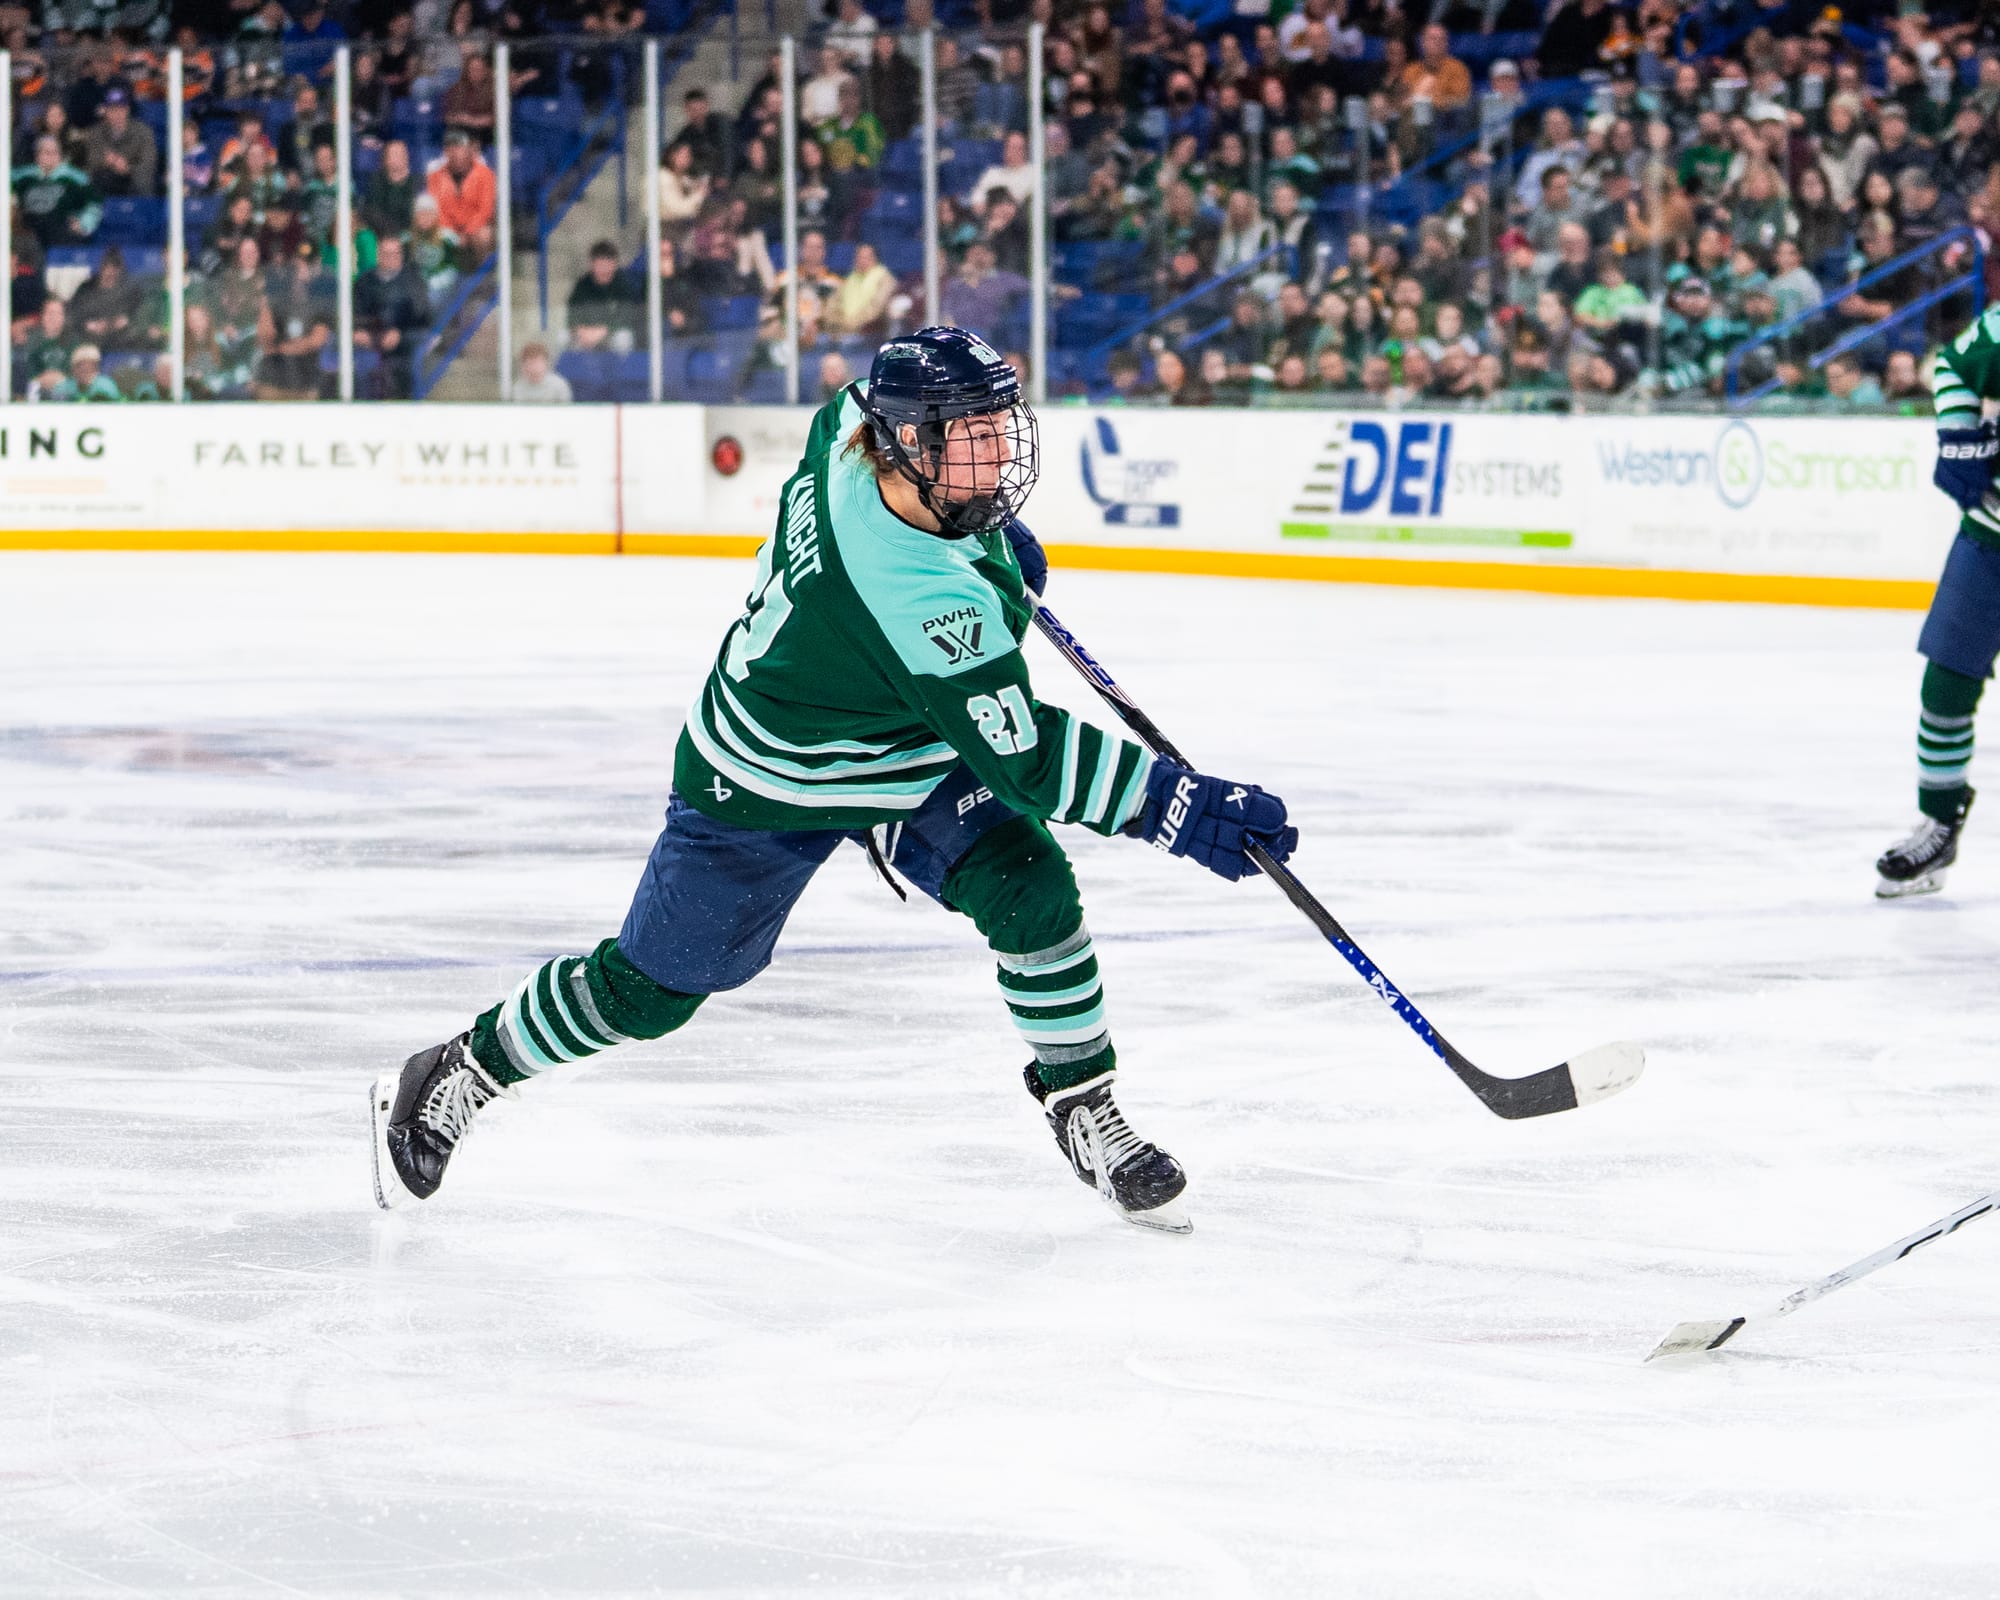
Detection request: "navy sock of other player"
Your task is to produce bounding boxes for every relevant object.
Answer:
[372,328,1299,1231]
[1878,315,2000,898]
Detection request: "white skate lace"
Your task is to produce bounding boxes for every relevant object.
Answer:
[1065,1100,1150,1198]
[418,1062,500,1146]
[1890,817,1949,861]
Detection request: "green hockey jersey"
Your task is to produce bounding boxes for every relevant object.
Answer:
[672,390,1154,835]
[1933,304,2000,546]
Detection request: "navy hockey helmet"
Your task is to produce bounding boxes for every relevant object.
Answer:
[854,326,1039,537]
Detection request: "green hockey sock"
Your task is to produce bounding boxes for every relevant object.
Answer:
[942,816,1115,1092]
[1918,662,1985,822]
[470,937,705,1086]
[995,924,1114,1091]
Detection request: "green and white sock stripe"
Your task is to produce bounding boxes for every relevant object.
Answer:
[1049,718,1152,833]
[997,924,1112,1069]
[492,955,634,1078]
[1918,709,1976,791]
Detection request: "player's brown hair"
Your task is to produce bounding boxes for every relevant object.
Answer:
[843,422,898,477]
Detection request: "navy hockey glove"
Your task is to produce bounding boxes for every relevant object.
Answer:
[1004,517,1048,599]
[1127,763,1299,882]
[1935,421,1999,512]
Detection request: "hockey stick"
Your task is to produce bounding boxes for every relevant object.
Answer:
[1030,602,1644,1121]
[1646,1189,2000,1359]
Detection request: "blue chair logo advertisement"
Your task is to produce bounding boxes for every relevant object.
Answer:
[1078,417,1181,528]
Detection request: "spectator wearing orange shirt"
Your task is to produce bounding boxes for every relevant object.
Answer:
[426,128,495,260]
[1401,25,1471,113]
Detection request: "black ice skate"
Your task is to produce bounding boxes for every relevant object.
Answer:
[1026,1067,1191,1233]
[1876,790,1975,900]
[370,1033,515,1208]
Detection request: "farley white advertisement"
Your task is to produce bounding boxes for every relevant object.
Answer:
[0,404,624,536]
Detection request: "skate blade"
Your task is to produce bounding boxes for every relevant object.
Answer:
[369,1077,405,1210]
[1117,1195,1192,1235]
[1876,871,1947,899]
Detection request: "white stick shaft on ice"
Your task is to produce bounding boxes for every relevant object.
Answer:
[1648,1189,2000,1359]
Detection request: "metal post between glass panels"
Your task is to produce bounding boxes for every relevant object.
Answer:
[645,38,663,404]
[1027,22,1045,406]
[921,29,939,326]
[0,53,12,404]
[496,43,513,400]
[335,46,354,402]
[781,34,799,406]
[1348,96,1369,232]
[168,49,185,401]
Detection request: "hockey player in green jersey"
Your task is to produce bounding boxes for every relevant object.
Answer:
[1877,305,2000,897]
[372,328,1298,1231]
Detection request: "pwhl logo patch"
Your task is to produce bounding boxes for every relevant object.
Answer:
[1080,418,1180,527]
[923,606,985,664]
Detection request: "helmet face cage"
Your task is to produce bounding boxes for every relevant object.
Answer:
[859,327,1042,538]
[892,399,1040,538]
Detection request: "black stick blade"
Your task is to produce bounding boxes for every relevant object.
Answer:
[1442,1040,1646,1120]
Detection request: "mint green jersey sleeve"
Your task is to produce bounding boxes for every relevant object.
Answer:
[896,650,1155,836]
[1934,305,2000,429]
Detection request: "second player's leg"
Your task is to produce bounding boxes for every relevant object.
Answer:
[1880,534,2000,897]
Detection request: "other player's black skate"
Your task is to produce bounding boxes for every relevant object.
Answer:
[1876,790,1975,900]
[1026,1066,1191,1234]
[370,1033,515,1208]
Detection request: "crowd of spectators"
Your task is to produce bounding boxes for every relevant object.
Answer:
[5,0,1995,407]
[611,0,1999,409]
[1064,5,1985,408]
[5,8,515,400]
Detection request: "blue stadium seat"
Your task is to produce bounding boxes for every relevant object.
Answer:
[98,198,166,246]
[708,295,761,330]
[828,240,857,273]
[867,188,919,224]
[558,347,613,402]
[742,366,787,404]
[882,138,924,179]
[183,195,221,237]
[609,349,650,402]
[877,235,923,276]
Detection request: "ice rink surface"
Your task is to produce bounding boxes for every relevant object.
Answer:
[7,550,2000,1598]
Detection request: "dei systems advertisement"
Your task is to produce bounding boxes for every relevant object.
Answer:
[1023,408,1572,558]
[1019,409,1955,582]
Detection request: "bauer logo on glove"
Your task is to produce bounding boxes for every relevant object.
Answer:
[1128,763,1299,882]
[1934,420,2000,512]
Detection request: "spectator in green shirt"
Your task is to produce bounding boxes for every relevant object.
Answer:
[818,77,883,234]
[1822,351,1885,409]
[1573,248,1649,340]
[817,77,884,174]
[21,297,73,396]
[406,194,463,299]
[1676,110,1733,202]
[13,133,100,247]
[48,343,122,402]
[567,239,642,350]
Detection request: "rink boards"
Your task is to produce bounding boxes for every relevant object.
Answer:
[0,402,1952,608]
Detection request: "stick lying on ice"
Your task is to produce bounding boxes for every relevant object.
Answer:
[1647,1189,2000,1359]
